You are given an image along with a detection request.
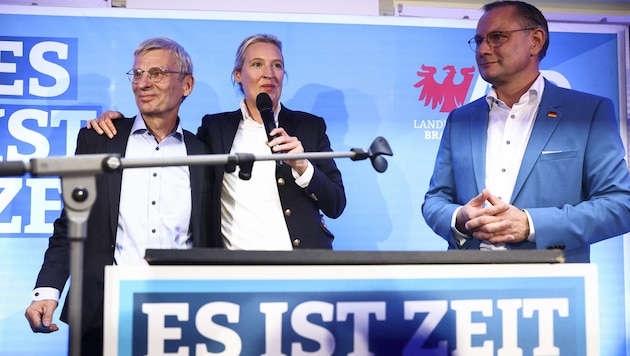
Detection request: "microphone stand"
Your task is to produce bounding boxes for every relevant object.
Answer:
[0,136,392,356]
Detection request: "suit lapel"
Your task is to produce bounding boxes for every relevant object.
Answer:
[183,130,205,247]
[278,107,294,134]
[470,100,489,195]
[106,119,133,240]
[511,81,563,202]
[221,111,241,154]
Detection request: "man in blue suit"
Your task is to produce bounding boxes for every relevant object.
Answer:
[422,0,630,263]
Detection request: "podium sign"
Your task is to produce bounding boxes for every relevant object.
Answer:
[104,263,598,355]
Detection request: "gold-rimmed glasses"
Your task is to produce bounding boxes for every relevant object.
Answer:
[126,67,182,83]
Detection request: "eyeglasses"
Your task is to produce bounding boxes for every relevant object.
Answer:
[467,28,537,51]
[126,67,182,83]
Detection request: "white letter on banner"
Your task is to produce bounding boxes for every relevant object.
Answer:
[50,109,97,155]
[497,299,523,356]
[24,178,60,234]
[290,301,335,356]
[7,108,50,160]
[451,299,493,356]
[402,300,448,356]
[195,301,242,356]
[523,298,568,356]
[0,178,22,233]
[261,302,289,356]
[142,302,189,356]
[336,301,386,356]
[0,41,24,96]
[29,41,70,97]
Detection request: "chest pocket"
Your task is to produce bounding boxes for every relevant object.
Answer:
[539,149,578,161]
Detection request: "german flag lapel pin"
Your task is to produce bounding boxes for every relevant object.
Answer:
[547,111,558,118]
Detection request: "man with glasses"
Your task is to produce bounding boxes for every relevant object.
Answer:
[24,37,213,355]
[422,0,630,262]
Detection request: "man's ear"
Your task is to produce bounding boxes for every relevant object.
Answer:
[531,28,545,56]
[183,75,194,97]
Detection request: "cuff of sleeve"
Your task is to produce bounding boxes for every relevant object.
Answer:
[522,209,536,242]
[292,160,314,188]
[451,206,471,246]
[32,287,60,302]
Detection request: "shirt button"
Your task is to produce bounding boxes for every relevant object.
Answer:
[506,140,511,145]
[155,147,160,151]
[510,115,515,119]
[151,201,156,205]
[153,173,157,177]
[151,229,156,233]
[501,168,506,173]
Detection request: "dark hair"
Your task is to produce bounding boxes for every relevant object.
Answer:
[483,1,549,61]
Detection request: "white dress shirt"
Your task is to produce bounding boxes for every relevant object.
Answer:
[33,115,192,302]
[220,100,294,250]
[481,75,543,250]
[451,75,543,249]
[114,115,192,265]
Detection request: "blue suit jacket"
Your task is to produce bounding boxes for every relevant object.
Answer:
[197,105,346,249]
[34,117,213,333]
[422,80,630,262]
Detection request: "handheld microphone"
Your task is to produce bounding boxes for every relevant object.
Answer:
[256,92,277,143]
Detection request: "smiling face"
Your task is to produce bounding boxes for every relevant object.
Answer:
[131,49,193,121]
[234,41,285,113]
[474,6,542,89]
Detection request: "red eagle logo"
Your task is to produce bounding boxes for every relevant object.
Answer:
[414,64,476,112]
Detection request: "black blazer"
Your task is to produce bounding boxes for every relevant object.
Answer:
[34,117,212,333]
[197,106,346,249]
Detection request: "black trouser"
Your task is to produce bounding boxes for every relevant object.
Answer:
[74,301,104,356]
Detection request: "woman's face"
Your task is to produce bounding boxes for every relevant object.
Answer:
[235,41,284,110]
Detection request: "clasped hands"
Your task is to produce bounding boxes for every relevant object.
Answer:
[455,189,530,244]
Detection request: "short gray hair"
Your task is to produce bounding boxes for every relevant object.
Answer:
[134,37,193,76]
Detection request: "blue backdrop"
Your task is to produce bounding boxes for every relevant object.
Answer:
[0,5,627,355]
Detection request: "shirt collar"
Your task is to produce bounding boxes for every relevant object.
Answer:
[486,74,545,109]
[131,114,184,141]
